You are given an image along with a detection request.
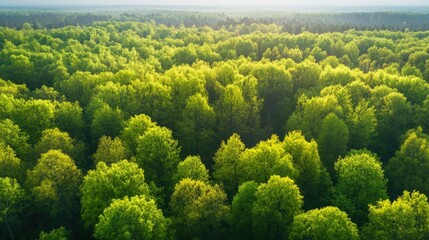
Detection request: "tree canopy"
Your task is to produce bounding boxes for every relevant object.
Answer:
[1,8,429,239]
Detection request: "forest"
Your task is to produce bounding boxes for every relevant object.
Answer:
[1,7,429,240]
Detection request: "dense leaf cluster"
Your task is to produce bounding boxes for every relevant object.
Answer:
[2,11,429,239]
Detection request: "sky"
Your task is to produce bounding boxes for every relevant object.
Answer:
[2,0,429,6]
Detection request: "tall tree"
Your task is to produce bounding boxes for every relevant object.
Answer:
[0,142,22,181]
[286,95,343,139]
[346,101,377,149]
[90,104,124,148]
[289,206,359,240]
[230,181,258,240]
[119,114,156,155]
[252,175,303,240]
[362,191,429,240]
[170,179,229,240]
[284,131,332,209]
[333,151,388,225]
[317,113,349,176]
[13,99,55,144]
[0,177,25,240]
[241,135,296,184]
[373,92,413,161]
[386,127,429,197]
[26,150,82,227]
[213,133,246,198]
[251,63,293,134]
[176,93,215,160]
[0,119,30,160]
[35,128,76,158]
[92,136,129,166]
[173,156,209,183]
[94,195,170,240]
[80,160,149,229]
[129,80,173,127]
[215,84,250,141]
[54,101,85,140]
[136,126,181,189]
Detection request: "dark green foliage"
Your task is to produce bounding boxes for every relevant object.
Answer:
[386,127,429,197]
[90,104,124,148]
[318,113,349,176]
[1,10,429,240]
[26,150,82,228]
[229,181,258,239]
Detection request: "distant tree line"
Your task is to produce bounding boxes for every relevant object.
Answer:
[1,10,429,32]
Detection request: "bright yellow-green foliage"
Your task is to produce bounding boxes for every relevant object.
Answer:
[94,195,170,240]
[174,156,209,183]
[283,131,331,209]
[92,136,129,165]
[119,113,157,154]
[213,133,246,197]
[290,206,359,240]
[170,178,229,240]
[363,191,429,240]
[35,128,75,158]
[2,12,429,239]
[0,118,30,159]
[0,177,25,240]
[333,152,388,224]
[0,177,24,222]
[26,150,82,221]
[0,142,21,180]
[241,135,296,183]
[39,227,71,240]
[252,175,303,240]
[80,160,149,228]
[136,126,181,188]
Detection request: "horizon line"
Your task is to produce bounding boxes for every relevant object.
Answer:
[1,4,429,7]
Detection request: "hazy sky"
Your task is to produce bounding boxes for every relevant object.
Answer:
[3,0,429,6]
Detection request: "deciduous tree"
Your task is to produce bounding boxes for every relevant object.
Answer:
[252,175,303,240]
[362,191,429,240]
[94,195,170,240]
[136,126,181,189]
[213,133,246,197]
[170,179,229,240]
[26,150,82,226]
[333,151,388,225]
[81,160,149,228]
[173,156,209,183]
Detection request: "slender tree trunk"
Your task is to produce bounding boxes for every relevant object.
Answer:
[4,216,14,240]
